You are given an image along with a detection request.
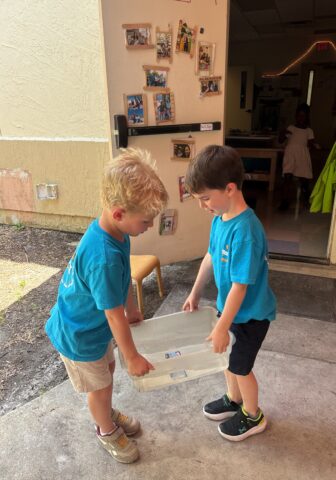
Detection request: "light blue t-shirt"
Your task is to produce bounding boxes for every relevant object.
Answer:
[208,208,276,323]
[45,219,131,361]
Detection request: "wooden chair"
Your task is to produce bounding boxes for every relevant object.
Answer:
[130,255,164,315]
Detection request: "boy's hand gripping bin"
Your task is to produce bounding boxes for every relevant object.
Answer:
[119,306,235,392]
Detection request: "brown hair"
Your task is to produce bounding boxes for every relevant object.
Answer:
[185,145,244,193]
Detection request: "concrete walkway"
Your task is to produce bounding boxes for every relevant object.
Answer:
[1,294,336,479]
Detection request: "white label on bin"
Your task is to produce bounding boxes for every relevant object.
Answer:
[165,350,181,359]
[170,370,187,380]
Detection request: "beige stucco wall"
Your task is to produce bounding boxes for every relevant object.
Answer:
[0,0,108,138]
[0,0,110,231]
[0,139,109,230]
[99,0,230,264]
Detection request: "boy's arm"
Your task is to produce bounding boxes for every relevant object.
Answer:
[124,281,143,324]
[207,282,247,353]
[105,306,154,376]
[183,252,213,311]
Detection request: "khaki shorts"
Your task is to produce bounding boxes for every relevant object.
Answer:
[60,341,115,393]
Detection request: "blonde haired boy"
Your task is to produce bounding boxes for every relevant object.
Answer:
[46,149,168,463]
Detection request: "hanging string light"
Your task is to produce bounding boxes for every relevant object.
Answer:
[262,40,336,78]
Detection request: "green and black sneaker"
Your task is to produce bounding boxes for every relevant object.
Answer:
[203,394,241,421]
[218,406,267,442]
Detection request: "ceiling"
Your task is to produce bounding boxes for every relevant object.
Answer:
[230,0,336,42]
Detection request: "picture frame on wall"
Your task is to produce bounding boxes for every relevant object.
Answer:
[196,41,215,75]
[178,176,192,203]
[175,20,197,57]
[153,92,175,124]
[159,209,177,235]
[199,76,222,96]
[123,93,147,126]
[143,65,170,91]
[156,26,173,63]
[122,23,154,49]
[171,138,195,160]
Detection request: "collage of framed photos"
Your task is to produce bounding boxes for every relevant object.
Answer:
[122,18,219,235]
[122,19,222,128]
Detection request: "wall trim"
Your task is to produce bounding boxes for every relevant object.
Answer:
[0,137,109,143]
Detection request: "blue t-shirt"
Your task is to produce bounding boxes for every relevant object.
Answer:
[208,208,276,323]
[45,219,131,361]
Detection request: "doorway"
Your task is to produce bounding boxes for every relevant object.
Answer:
[226,1,336,261]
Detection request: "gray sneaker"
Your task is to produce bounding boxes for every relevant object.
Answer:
[96,426,139,463]
[111,408,140,436]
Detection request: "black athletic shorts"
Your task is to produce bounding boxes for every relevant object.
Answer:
[217,312,270,376]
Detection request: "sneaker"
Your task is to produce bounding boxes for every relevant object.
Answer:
[203,394,241,421]
[218,407,267,442]
[96,425,139,463]
[111,408,140,436]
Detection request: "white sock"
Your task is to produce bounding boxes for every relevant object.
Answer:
[100,426,117,436]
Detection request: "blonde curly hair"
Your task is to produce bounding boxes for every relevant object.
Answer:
[101,148,168,217]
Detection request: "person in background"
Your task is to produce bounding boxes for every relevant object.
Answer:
[279,103,317,211]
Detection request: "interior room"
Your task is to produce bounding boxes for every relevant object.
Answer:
[226,0,336,261]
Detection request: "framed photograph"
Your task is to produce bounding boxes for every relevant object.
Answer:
[175,20,197,57]
[143,65,170,91]
[178,176,192,202]
[123,94,147,126]
[196,41,215,75]
[199,76,222,96]
[122,23,154,49]
[159,209,177,235]
[153,92,175,124]
[156,26,173,63]
[171,138,195,160]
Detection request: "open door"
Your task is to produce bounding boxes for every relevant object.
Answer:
[98,0,230,265]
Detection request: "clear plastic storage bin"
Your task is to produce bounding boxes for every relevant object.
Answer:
[119,306,235,392]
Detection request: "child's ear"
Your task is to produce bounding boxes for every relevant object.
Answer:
[112,208,125,221]
[226,183,237,195]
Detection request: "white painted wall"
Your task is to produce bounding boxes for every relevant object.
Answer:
[99,0,230,264]
[0,0,108,138]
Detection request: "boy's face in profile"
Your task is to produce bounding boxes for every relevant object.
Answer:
[118,210,155,237]
[193,186,233,216]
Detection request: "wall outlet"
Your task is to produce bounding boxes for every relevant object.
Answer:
[36,183,58,200]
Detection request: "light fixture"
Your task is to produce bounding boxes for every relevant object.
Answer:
[262,40,336,78]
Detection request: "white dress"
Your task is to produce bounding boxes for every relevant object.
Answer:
[282,125,314,179]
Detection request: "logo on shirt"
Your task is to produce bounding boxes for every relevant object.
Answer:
[61,253,76,288]
[221,245,229,263]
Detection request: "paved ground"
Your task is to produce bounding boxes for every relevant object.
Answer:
[1,224,336,479]
[0,287,335,480]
